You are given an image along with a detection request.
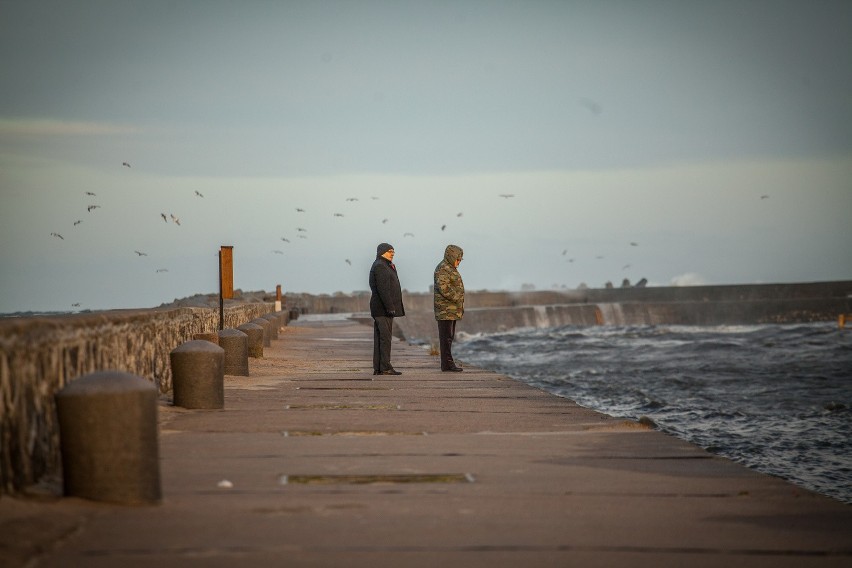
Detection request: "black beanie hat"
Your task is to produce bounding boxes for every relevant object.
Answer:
[377,242,394,256]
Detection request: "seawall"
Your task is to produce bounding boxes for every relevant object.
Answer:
[0,303,273,495]
[392,280,852,344]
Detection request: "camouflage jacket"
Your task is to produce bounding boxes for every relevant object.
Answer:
[433,245,464,320]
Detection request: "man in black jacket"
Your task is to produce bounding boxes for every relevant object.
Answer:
[369,242,405,375]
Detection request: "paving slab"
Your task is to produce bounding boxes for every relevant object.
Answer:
[1,316,851,568]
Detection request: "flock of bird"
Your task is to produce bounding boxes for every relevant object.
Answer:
[49,163,774,304]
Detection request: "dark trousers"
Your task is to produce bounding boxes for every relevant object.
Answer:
[373,316,394,372]
[437,319,457,370]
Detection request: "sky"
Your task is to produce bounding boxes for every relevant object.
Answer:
[1,0,851,314]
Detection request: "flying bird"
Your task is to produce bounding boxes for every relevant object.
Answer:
[272,250,284,255]
[441,224,447,231]
[623,264,631,270]
[630,242,639,247]
[382,218,388,224]
[334,213,344,217]
[299,235,307,239]
[122,161,131,168]
[346,197,358,202]
[86,191,96,196]
[170,214,180,226]
[562,249,568,255]
[134,250,147,256]
[71,303,81,307]
[161,213,168,222]
[579,97,603,116]
[87,205,100,212]
[297,227,306,232]
[760,194,770,199]
[281,237,290,243]
[457,212,463,217]
[404,232,414,237]
[195,190,204,198]
[499,194,514,198]
[50,232,64,240]
[156,268,168,273]
[296,208,305,212]
[345,259,351,265]
[73,220,82,226]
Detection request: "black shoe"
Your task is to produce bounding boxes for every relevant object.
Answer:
[373,370,380,375]
[380,369,402,376]
[443,366,463,372]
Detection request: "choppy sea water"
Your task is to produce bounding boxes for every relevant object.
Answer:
[454,323,852,504]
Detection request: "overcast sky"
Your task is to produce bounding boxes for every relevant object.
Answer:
[1,0,851,313]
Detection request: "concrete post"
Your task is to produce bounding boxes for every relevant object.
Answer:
[260,313,280,339]
[217,328,249,376]
[237,322,264,358]
[55,371,161,505]
[250,318,272,347]
[170,340,225,409]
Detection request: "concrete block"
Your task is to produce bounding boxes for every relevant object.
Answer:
[237,322,265,358]
[170,340,225,409]
[217,328,249,376]
[55,371,161,505]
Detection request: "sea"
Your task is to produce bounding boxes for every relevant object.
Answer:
[453,322,852,504]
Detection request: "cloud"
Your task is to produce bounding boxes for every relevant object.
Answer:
[0,118,140,137]
[670,273,707,287]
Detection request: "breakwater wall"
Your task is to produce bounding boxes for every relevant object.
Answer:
[299,281,851,344]
[0,303,273,496]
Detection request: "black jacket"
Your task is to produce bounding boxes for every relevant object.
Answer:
[369,257,405,318]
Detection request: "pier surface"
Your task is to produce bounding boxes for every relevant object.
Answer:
[2,315,850,567]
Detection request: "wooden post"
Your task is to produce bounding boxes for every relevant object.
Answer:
[275,284,282,312]
[219,246,234,330]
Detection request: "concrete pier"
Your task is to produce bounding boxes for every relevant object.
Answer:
[2,315,850,567]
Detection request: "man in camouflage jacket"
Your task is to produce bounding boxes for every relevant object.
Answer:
[433,244,464,372]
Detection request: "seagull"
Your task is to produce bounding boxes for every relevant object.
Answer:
[334,213,344,217]
[71,303,81,307]
[134,250,147,256]
[404,232,414,237]
[161,213,168,222]
[382,218,388,224]
[457,212,463,217]
[272,250,284,255]
[441,224,446,231]
[760,194,770,200]
[156,268,168,273]
[596,255,604,259]
[170,214,180,226]
[345,259,351,265]
[623,264,631,270]
[87,205,100,212]
[281,237,290,243]
[567,258,575,263]
[194,190,204,198]
[296,208,305,212]
[579,97,603,116]
[499,194,514,198]
[346,197,358,202]
[630,242,639,247]
[297,227,306,232]
[122,161,131,168]
[562,249,568,255]
[73,220,82,226]
[299,235,307,239]
[50,232,64,240]
[86,191,96,196]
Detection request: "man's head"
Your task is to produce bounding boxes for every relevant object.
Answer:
[377,242,395,261]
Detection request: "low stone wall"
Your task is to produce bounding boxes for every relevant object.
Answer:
[0,303,273,496]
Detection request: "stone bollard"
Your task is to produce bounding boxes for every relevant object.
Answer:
[170,340,225,409]
[55,371,161,505]
[217,328,249,376]
[250,318,272,347]
[193,332,219,345]
[260,313,280,340]
[237,322,265,358]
